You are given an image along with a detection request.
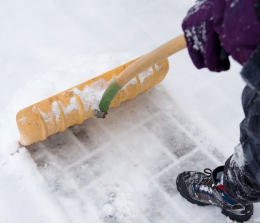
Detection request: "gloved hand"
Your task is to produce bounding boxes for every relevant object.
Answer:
[182,0,230,72]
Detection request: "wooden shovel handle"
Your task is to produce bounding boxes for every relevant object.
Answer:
[117,34,186,86]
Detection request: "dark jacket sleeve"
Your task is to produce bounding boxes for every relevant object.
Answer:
[241,45,260,92]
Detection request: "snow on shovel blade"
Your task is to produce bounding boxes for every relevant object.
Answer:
[16,58,169,146]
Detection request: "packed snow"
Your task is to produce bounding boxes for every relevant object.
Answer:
[1,0,260,222]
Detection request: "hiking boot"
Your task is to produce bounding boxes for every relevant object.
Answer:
[176,166,253,222]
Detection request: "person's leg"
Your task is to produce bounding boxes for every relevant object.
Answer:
[223,145,260,204]
[176,85,260,222]
[223,85,260,204]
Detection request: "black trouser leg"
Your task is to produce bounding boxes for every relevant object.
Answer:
[223,86,260,204]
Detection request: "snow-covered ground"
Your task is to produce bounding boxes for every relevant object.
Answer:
[0,0,259,222]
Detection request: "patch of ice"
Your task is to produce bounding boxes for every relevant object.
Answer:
[201,21,207,42]
[231,144,245,168]
[138,67,153,83]
[38,109,53,123]
[155,64,163,72]
[72,78,108,111]
[185,26,205,53]
[122,78,137,91]
[19,116,27,124]
[60,96,79,117]
[122,66,154,91]
[51,101,60,123]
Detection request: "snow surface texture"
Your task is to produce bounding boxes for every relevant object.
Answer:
[1,0,260,222]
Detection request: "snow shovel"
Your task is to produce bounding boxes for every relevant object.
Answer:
[16,34,186,146]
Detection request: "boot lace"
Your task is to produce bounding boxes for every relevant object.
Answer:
[198,168,214,188]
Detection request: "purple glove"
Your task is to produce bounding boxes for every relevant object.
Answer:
[183,0,260,71]
[182,0,230,72]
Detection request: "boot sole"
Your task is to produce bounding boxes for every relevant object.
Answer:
[221,206,253,223]
[176,173,253,222]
